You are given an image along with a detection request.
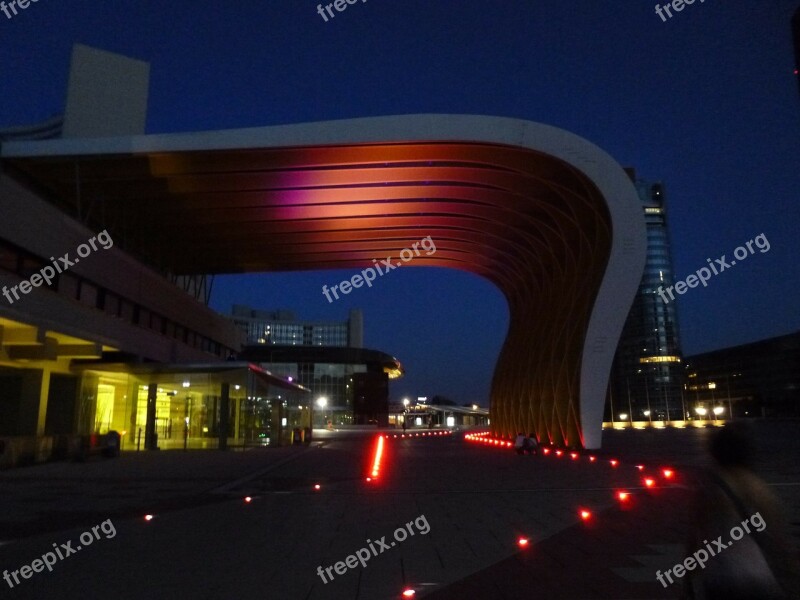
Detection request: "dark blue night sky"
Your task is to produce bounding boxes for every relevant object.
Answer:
[2,1,798,405]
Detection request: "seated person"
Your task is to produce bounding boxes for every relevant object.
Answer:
[523,433,538,455]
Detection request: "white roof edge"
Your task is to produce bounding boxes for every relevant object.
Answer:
[3,114,595,159]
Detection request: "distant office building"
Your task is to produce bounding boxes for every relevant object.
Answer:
[608,170,685,422]
[793,7,800,97]
[684,331,800,419]
[231,308,391,425]
[230,306,363,348]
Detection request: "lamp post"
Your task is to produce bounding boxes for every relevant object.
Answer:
[725,373,733,419]
[316,397,328,429]
[313,396,327,430]
[402,398,409,430]
[609,386,616,426]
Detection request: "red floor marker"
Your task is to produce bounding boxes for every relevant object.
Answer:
[369,435,385,480]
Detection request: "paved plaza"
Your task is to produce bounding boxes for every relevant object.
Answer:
[0,423,798,599]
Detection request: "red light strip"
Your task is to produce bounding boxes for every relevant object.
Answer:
[370,435,385,479]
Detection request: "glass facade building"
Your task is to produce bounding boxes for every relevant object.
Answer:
[608,170,685,422]
[252,360,363,426]
[229,308,384,426]
[239,346,402,427]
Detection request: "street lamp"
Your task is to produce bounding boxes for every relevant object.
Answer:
[695,406,708,417]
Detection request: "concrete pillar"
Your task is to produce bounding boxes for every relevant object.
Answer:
[233,397,240,442]
[18,369,46,436]
[218,382,229,451]
[145,383,157,450]
[271,400,283,447]
[35,368,51,436]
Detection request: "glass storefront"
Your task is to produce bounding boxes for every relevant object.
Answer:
[75,364,309,450]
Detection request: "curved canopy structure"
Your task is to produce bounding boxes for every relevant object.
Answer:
[3,114,646,448]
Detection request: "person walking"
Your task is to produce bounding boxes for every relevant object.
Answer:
[684,421,799,599]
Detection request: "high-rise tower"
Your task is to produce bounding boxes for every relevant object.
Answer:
[609,170,684,422]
